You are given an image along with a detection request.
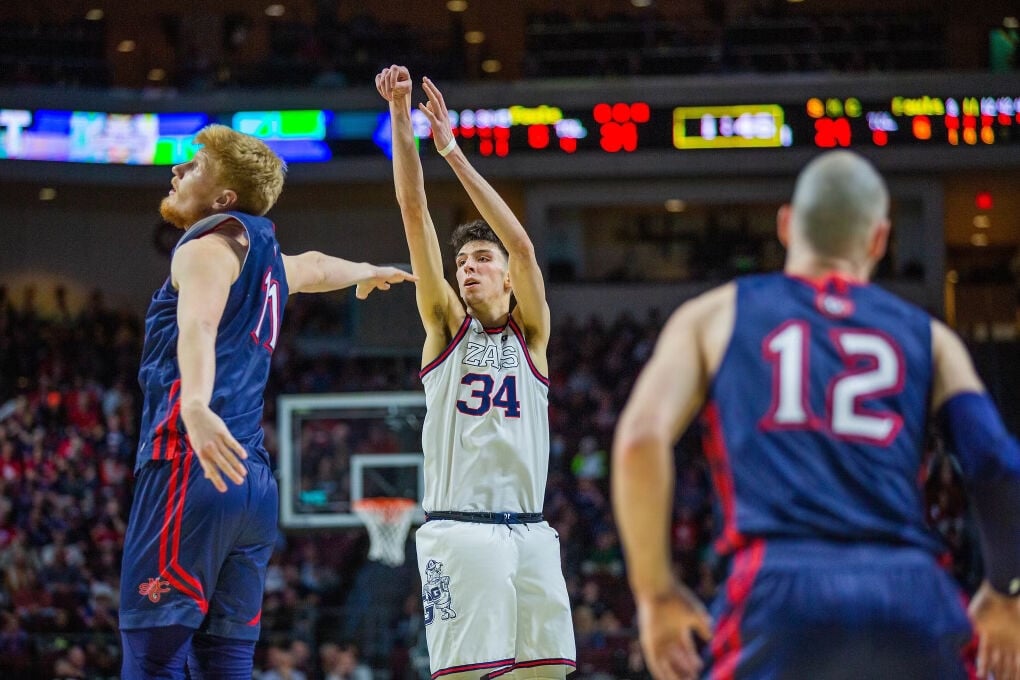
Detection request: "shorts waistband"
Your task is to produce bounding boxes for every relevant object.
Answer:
[748,537,938,569]
[424,511,544,524]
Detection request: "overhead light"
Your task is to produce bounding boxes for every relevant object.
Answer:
[39,188,57,201]
[446,0,468,11]
[973,215,991,229]
[970,233,989,247]
[481,59,502,73]
[85,9,104,21]
[665,199,687,213]
[147,68,166,81]
[631,0,653,7]
[265,4,285,17]
[464,31,485,44]
[117,40,136,53]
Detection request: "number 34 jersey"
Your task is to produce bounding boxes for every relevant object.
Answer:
[705,272,943,555]
[135,212,287,472]
[420,315,550,514]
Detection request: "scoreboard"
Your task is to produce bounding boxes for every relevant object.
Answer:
[1,92,1018,165]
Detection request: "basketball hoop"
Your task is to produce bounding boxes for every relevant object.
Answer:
[352,497,417,567]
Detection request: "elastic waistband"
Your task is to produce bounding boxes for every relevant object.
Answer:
[747,537,938,570]
[425,511,544,524]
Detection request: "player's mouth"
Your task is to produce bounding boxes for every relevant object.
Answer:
[464,278,479,288]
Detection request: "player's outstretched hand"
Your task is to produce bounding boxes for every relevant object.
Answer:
[969,581,1020,680]
[181,402,248,493]
[375,64,411,103]
[418,77,456,156]
[355,265,417,300]
[637,584,713,680]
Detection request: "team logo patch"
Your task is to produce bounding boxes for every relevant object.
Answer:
[138,577,171,603]
[816,293,855,319]
[422,559,457,625]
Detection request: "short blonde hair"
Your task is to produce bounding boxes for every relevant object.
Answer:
[194,125,286,216]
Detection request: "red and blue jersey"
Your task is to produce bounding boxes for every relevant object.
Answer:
[135,211,287,471]
[703,272,941,555]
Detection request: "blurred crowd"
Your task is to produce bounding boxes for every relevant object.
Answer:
[0,5,969,91]
[0,286,984,678]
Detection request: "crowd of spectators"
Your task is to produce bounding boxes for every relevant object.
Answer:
[0,285,987,678]
[0,5,962,91]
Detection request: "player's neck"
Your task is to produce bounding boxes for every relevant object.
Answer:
[784,255,871,283]
[466,301,510,329]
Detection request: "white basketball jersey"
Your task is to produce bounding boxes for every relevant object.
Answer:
[420,315,550,513]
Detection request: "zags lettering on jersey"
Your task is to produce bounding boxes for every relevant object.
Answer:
[463,341,520,369]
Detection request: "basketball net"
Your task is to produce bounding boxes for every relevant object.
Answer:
[352,497,417,567]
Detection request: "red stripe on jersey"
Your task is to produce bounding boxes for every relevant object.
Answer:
[158,455,207,612]
[431,657,515,679]
[168,451,207,611]
[702,401,746,553]
[151,380,181,460]
[709,539,766,680]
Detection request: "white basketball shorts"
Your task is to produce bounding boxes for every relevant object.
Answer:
[415,519,576,679]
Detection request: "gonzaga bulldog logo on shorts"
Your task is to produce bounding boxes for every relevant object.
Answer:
[422,559,457,625]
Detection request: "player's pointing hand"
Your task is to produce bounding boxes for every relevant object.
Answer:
[355,265,417,300]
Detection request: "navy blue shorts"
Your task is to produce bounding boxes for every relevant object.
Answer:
[119,453,278,641]
[704,539,972,680]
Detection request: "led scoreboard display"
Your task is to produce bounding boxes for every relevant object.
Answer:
[1,93,1018,165]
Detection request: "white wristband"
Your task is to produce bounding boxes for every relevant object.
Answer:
[437,138,458,157]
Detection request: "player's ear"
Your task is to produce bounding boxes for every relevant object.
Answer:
[213,189,238,211]
[777,204,793,248]
[868,219,891,262]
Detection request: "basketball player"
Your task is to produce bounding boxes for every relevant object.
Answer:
[376,65,576,679]
[119,124,415,679]
[612,150,1020,680]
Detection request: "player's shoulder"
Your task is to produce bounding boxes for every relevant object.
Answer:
[663,281,736,336]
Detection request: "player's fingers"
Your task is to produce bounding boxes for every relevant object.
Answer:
[976,634,988,678]
[693,610,714,641]
[423,77,446,107]
[198,456,227,493]
[223,432,248,461]
[214,441,247,484]
[670,636,703,678]
[645,653,676,680]
[202,441,243,486]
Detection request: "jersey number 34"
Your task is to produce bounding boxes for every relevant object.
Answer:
[457,374,521,418]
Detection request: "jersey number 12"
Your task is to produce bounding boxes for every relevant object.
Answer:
[760,321,904,445]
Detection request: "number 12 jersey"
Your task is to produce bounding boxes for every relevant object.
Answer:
[704,272,943,555]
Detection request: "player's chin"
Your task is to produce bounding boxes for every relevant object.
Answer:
[159,199,192,230]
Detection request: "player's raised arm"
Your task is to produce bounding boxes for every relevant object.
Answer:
[417,76,550,350]
[930,320,1020,680]
[282,253,415,298]
[171,230,249,493]
[377,65,462,346]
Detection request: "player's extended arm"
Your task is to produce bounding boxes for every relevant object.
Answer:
[377,65,462,346]
[171,232,249,493]
[612,287,734,680]
[417,76,550,350]
[282,252,415,298]
[931,320,1020,679]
